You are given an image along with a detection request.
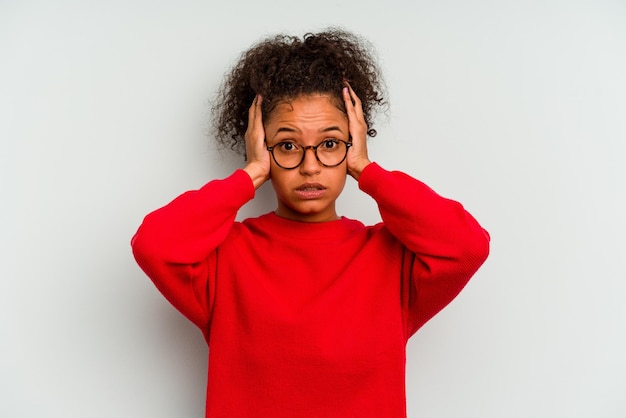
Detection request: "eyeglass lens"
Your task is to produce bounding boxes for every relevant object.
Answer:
[271,140,348,169]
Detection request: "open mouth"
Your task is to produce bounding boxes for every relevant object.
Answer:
[296,183,325,191]
[295,183,326,198]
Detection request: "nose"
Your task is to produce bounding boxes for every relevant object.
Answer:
[299,146,321,175]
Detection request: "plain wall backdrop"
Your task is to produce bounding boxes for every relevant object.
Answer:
[1,0,625,416]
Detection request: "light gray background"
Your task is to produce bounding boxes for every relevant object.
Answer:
[1,1,625,417]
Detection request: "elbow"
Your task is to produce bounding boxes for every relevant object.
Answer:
[130,226,171,285]
[130,228,149,268]
[464,227,490,272]
[130,229,145,260]
[130,224,162,270]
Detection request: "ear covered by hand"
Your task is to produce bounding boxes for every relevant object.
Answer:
[342,83,372,180]
[243,95,271,189]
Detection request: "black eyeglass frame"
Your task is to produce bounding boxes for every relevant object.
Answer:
[266,139,352,170]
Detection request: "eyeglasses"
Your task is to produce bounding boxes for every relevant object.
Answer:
[266,139,352,170]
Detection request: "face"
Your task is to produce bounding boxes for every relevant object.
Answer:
[264,94,349,223]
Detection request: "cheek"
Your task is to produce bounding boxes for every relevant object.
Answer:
[330,168,348,192]
[268,164,286,185]
[268,167,292,193]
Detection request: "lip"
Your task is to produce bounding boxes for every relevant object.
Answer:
[294,183,327,199]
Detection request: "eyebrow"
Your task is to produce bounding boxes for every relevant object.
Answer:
[275,126,344,134]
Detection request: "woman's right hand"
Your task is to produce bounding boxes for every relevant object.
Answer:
[243,95,271,189]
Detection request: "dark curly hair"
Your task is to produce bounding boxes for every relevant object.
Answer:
[211,28,387,155]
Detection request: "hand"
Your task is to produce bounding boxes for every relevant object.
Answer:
[243,95,271,189]
[342,83,372,180]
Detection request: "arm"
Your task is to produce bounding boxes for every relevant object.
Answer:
[131,170,255,330]
[131,95,269,332]
[360,163,490,336]
[343,84,489,336]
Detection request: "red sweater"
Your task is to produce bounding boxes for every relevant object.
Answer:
[131,163,489,417]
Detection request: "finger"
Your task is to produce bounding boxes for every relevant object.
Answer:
[343,83,364,119]
[247,97,266,151]
[247,95,256,128]
[247,95,263,133]
[342,87,358,122]
[342,85,366,143]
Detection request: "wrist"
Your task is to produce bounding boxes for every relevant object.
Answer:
[348,158,372,181]
[243,163,269,189]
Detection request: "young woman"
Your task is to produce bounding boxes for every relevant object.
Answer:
[132,29,490,418]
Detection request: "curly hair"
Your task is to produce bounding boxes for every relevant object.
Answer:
[211,28,387,155]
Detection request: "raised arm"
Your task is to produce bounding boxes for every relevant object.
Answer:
[131,96,267,332]
[131,170,255,331]
[343,84,489,336]
[360,163,490,336]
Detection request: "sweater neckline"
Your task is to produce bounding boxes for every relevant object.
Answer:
[254,212,362,241]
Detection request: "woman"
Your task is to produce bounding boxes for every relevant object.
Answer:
[132,29,490,418]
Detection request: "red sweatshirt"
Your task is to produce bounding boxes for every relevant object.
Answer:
[131,162,489,417]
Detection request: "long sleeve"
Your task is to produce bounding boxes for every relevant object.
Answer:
[359,163,490,336]
[131,169,255,333]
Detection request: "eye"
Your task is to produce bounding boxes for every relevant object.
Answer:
[320,139,340,150]
[276,142,300,153]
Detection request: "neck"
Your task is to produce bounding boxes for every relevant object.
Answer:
[274,205,339,223]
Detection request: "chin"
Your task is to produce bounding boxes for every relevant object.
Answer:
[280,202,335,222]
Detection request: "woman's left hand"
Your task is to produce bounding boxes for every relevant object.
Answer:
[343,83,372,180]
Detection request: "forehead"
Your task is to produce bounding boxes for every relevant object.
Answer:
[266,94,347,127]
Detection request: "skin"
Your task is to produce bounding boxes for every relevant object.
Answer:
[243,85,372,223]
